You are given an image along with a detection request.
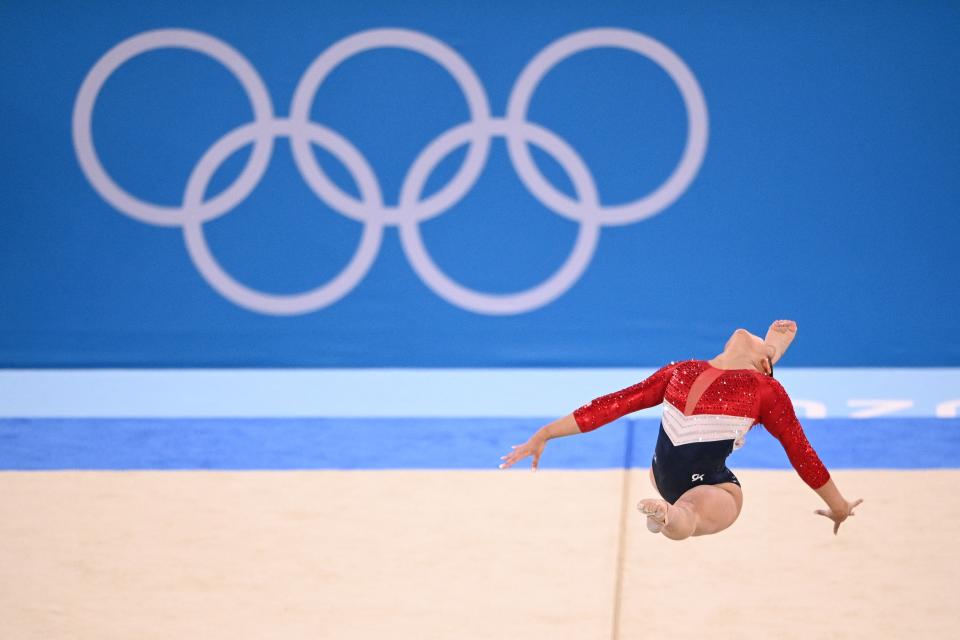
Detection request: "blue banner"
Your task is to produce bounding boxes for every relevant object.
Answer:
[1,1,958,366]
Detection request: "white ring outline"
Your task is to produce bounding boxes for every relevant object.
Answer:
[289,28,492,225]
[182,119,383,315]
[72,29,276,227]
[398,119,600,315]
[506,28,709,226]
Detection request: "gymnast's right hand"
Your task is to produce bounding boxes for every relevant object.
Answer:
[499,434,547,471]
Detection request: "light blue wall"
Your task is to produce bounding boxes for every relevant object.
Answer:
[1,1,958,367]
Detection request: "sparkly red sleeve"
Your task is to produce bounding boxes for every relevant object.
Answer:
[573,363,678,433]
[758,378,830,489]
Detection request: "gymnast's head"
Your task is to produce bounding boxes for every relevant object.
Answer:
[724,320,797,376]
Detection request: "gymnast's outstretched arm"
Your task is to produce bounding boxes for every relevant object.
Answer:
[759,377,863,534]
[499,362,678,470]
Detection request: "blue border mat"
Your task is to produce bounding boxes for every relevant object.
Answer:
[1,418,958,470]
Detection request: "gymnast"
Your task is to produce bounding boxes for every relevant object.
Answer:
[499,320,862,539]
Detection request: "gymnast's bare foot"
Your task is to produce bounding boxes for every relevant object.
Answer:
[638,498,670,533]
[764,319,797,366]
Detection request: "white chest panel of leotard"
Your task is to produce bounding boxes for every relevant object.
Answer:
[661,401,753,449]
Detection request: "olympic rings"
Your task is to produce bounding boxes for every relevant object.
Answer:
[72,27,708,315]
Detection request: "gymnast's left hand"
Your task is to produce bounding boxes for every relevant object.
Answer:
[815,498,864,535]
[499,435,547,471]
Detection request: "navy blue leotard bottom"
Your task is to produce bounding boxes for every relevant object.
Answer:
[651,423,741,504]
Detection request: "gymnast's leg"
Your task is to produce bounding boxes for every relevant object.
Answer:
[639,480,743,541]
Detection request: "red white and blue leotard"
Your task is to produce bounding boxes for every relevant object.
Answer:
[573,360,830,503]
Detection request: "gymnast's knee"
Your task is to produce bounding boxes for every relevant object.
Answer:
[661,527,693,541]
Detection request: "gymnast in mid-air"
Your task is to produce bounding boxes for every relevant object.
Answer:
[499,320,862,539]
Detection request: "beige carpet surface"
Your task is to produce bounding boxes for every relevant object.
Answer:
[1,470,955,639]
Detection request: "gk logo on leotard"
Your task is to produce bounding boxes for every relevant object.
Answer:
[691,473,705,482]
[72,28,708,316]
